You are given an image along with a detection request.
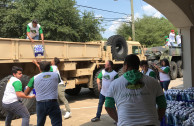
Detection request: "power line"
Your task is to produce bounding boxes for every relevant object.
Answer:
[75,4,129,15]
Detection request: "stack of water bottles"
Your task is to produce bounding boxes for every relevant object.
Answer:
[162,88,194,126]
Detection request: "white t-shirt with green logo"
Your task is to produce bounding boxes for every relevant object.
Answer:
[106,75,163,126]
[99,69,118,96]
[27,22,43,38]
[2,77,23,104]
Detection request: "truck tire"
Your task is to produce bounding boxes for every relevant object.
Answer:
[92,68,103,97]
[65,86,81,95]
[0,75,36,119]
[177,60,183,78]
[170,61,178,80]
[107,35,128,61]
[118,67,124,77]
[0,75,12,118]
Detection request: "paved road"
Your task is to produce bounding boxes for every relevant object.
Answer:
[0,78,183,126]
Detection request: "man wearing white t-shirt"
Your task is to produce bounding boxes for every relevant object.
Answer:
[176,32,181,47]
[105,54,166,126]
[50,57,71,119]
[26,19,44,44]
[91,61,118,122]
[2,66,35,126]
[169,30,176,46]
[140,60,156,79]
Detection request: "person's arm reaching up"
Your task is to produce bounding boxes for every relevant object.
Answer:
[33,60,41,72]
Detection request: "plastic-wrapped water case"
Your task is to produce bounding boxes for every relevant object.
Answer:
[34,45,44,57]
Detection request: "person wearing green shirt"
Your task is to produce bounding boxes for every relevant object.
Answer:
[140,60,156,79]
[105,54,166,126]
[26,19,44,44]
[154,59,171,91]
[91,60,118,122]
[2,66,35,126]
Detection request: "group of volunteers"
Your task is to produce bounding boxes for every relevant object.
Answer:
[91,56,170,126]
[2,19,171,126]
[2,57,71,126]
[165,29,182,47]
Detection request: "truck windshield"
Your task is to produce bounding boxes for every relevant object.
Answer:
[132,46,141,54]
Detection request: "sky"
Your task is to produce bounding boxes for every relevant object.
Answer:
[75,0,164,39]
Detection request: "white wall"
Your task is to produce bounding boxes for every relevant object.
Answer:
[181,27,192,88]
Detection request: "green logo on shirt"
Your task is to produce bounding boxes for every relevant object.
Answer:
[103,75,110,80]
[31,30,37,33]
[43,75,51,78]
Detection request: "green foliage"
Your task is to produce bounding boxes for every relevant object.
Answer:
[116,16,177,47]
[0,0,104,42]
[116,23,132,40]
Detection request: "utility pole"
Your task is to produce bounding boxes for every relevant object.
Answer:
[131,0,135,41]
[114,0,135,40]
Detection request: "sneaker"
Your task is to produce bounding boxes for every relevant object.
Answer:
[64,112,71,119]
[91,117,100,122]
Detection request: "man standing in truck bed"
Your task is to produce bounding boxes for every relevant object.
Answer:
[26,19,44,44]
[91,60,118,122]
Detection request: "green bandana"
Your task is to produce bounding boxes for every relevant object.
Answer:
[123,70,143,89]
[123,70,143,85]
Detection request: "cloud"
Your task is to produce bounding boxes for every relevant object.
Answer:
[134,12,142,19]
[95,14,103,18]
[107,19,123,33]
[106,15,131,33]
[142,5,162,18]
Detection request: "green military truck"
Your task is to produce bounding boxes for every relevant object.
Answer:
[144,46,183,80]
[0,35,146,118]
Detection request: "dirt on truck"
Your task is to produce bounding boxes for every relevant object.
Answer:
[0,35,146,118]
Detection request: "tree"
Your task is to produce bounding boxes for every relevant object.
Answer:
[116,16,177,47]
[116,23,132,41]
[0,0,104,42]
[78,11,104,42]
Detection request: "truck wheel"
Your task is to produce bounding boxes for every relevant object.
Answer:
[0,75,12,118]
[107,35,128,61]
[170,61,178,80]
[0,75,36,119]
[65,86,81,95]
[92,68,103,97]
[118,67,124,77]
[177,60,183,78]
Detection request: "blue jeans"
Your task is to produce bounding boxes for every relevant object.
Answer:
[26,35,39,40]
[36,100,62,126]
[160,81,170,91]
[96,93,105,118]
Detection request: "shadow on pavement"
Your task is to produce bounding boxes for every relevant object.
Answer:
[80,114,115,126]
[65,88,98,104]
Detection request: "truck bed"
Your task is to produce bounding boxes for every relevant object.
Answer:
[0,38,102,63]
